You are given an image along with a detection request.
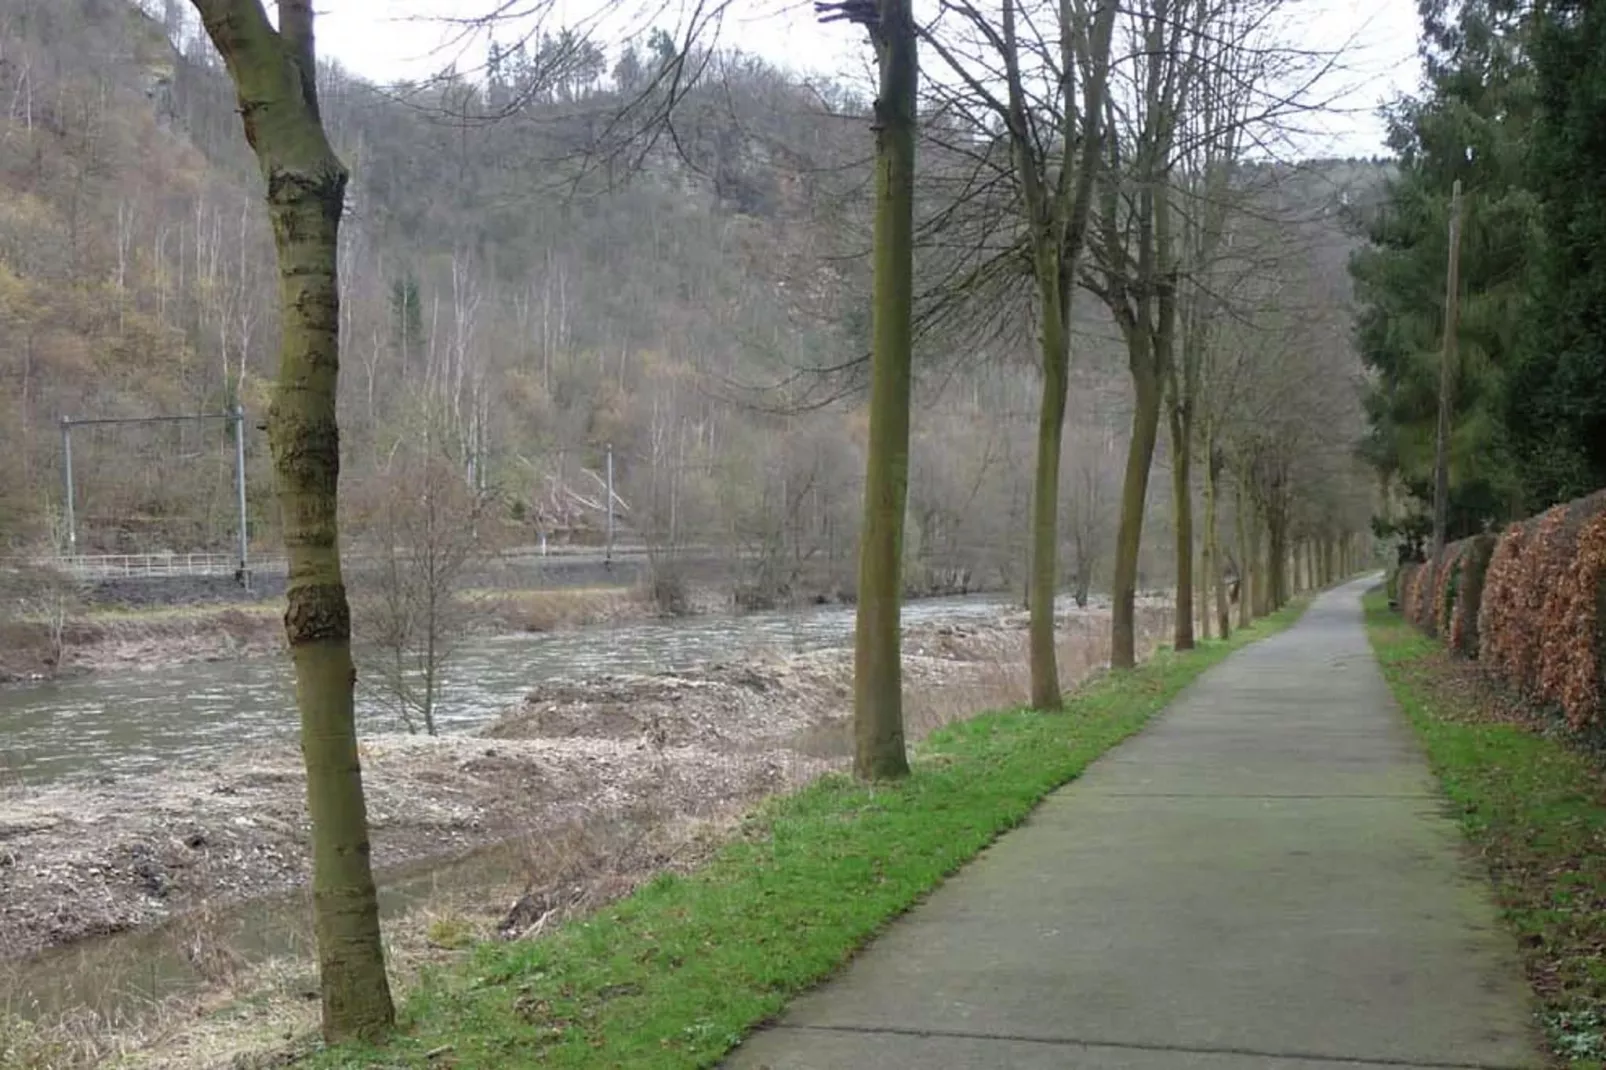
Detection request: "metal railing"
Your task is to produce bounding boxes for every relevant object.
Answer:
[4,542,707,581]
[50,553,246,578]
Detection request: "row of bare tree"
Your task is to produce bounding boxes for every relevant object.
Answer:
[176,0,1372,1043]
[847,0,1376,774]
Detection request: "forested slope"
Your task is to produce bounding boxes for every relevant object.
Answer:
[0,0,1372,603]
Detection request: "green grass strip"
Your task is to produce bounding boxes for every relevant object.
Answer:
[320,602,1308,1069]
[1362,589,1606,1068]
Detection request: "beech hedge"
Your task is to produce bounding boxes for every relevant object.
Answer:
[1394,491,1606,731]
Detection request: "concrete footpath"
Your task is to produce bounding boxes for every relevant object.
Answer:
[726,579,1543,1069]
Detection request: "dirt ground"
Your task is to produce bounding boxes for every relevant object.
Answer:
[0,609,281,682]
[0,706,825,963]
[0,600,1172,1069]
[0,602,1171,962]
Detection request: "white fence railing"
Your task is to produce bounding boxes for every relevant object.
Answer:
[50,553,244,578]
[3,543,689,581]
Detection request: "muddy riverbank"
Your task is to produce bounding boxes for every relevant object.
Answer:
[0,603,1168,965]
[0,600,1179,1069]
[0,587,657,684]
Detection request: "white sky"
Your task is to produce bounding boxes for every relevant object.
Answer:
[314,0,1421,157]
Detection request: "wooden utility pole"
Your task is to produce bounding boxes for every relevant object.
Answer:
[1431,179,1463,556]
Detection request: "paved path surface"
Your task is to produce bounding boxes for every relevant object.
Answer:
[726,579,1543,1070]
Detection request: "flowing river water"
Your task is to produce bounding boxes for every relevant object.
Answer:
[0,595,1017,1030]
[0,595,1011,787]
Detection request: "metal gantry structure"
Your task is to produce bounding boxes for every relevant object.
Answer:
[59,406,250,583]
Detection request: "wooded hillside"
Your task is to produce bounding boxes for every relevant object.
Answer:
[0,0,1373,604]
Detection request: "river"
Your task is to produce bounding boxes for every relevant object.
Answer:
[0,593,1022,1037]
[0,595,1014,787]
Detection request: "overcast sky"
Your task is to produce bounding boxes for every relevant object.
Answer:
[313,0,1421,158]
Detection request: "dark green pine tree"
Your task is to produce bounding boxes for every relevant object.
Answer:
[1348,0,1536,536]
[1509,0,1606,507]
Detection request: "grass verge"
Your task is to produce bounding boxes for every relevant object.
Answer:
[1363,589,1606,1068]
[314,600,1309,1069]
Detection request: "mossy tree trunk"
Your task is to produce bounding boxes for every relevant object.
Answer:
[190,0,393,1042]
[853,0,917,780]
[1267,509,1288,608]
[1235,470,1253,628]
[989,0,1115,710]
[1027,268,1070,707]
[1095,0,1184,671]
[1113,351,1163,668]
[1110,183,1174,670]
[1249,500,1269,618]
[1168,403,1194,649]
[1205,429,1229,639]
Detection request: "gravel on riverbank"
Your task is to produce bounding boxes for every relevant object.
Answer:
[0,587,649,683]
[0,601,1177,963]
[0,598,1183,1070]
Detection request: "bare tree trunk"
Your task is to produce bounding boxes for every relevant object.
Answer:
[1112,223,1175,666]
[1028,276,1068,707]
[1235,473,1251,629]
[853,0,917,780]
[1110,55,1178,668]
[1001,0,1115,708]
[1267,508,1287,609]
[1254,515,1267,615]
[1202,460,1216,640]
[1112,364,1162,668]
[1168,408,1194,650]
[191,0,393,1042]
[1207,440,1229,639]
[422,601,438,736]
[1249,500,1268,619]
